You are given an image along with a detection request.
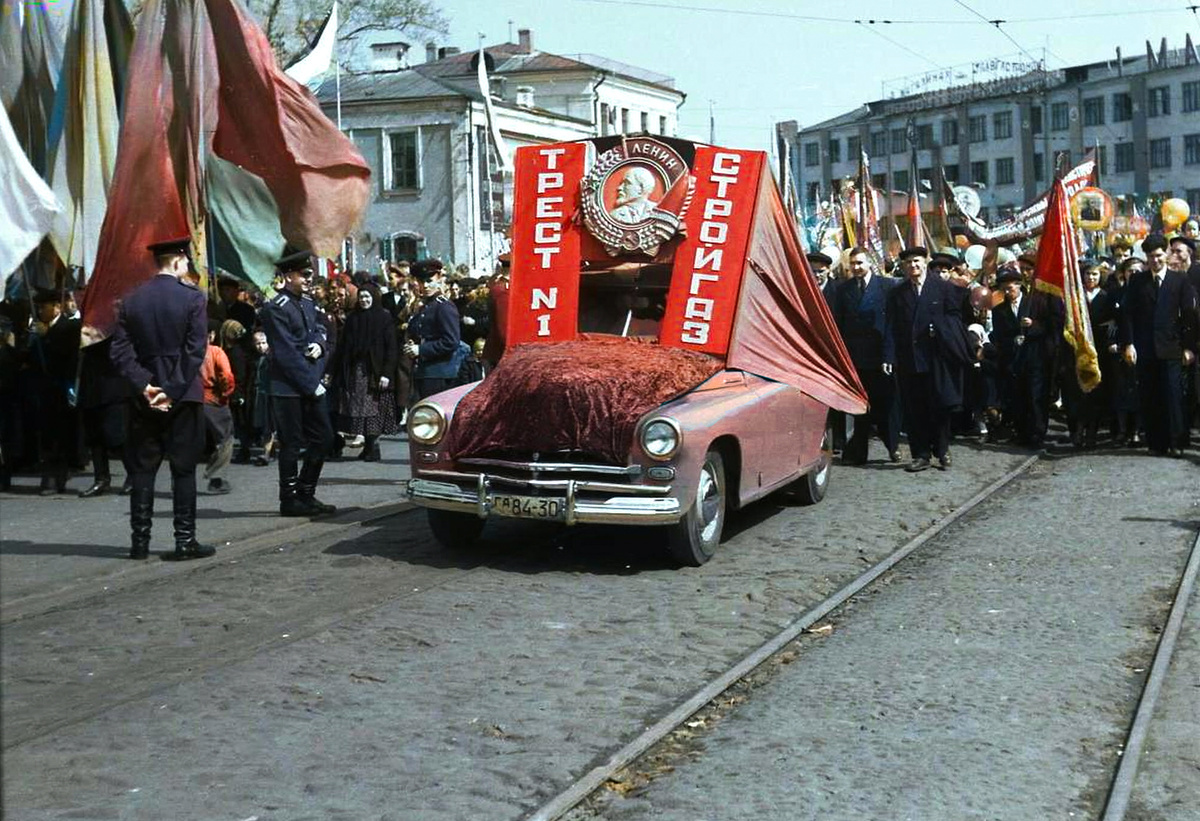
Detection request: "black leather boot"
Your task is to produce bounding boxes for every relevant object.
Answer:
[169,472,215,560]
[278,457,311,516]
[359,436,382,462]
[298,459,336,515]
[129,481,154,560]
[79,448,112,498]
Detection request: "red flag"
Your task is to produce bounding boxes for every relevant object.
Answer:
[905,178,927,250]
[1033,178,1100,392]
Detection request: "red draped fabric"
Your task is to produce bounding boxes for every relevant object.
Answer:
[726,172,868,415]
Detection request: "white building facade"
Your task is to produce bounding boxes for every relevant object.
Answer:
[319,30,686,274]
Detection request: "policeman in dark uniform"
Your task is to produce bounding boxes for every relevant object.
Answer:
[110,237,214,560]
[404,259,463,400]
[259,250,337,517]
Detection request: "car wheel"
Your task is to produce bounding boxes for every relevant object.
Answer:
[427,508,485,549]
[666,449,726,567]
[794,425,833,505]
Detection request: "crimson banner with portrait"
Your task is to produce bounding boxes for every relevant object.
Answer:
[659,147,764,356]
[506,143,586,346]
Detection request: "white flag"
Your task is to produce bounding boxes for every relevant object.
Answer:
[0,104,62,287]
[285,1,338,90]
[477,46,512,172]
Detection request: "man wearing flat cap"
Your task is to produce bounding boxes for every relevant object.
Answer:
[215,274,257,331]
[883,246,974,472]
[110,237,214,560]
[404,259,464,400]
[989,265,1061,449]
[259,249,338,516]
[806,252,838,305]
[1119,234,1198,454]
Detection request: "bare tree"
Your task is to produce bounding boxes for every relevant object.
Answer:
[248,0,449,66]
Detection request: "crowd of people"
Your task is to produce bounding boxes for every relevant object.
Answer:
[812,224,1200,472]
[0,244,504,558]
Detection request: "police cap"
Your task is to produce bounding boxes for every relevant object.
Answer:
[146,236,192,257]
[410,259,446,281]
[276,249,315,274]
[31,288,62,305]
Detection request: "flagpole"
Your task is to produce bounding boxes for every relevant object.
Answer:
[480,34,499,273]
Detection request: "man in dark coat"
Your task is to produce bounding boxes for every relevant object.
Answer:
[29,289,82,495]
[110,238,214,560]
[404,259,463,400]
[833,246,899,464]
[990,267,1064,449]
[883,246,973,472]
[806,252,838,305]
[77,336,134,497]
[1119,234,1199,454]
[259,250,337,516]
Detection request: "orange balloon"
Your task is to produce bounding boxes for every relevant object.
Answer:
[1161,198,1190,230]
[954,234,970,250]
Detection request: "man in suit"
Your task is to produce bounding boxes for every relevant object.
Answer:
[404,259,463,400]
[806,252,838,305]
[110,238,214,560]
[834,246,899,464]
[883,246,973,472]
[990,266,1063,449]
[260,250,338,516]
[1119,234,1198,454]
[29,289,82,495]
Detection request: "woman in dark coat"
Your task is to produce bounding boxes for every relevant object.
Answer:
[329,284,399,461]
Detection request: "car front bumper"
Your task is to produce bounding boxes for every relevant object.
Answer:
[406,473,683,525]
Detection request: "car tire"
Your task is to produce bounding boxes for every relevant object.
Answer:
[427,508,485,549]
[794,425,833,505]
[665,449,726,567]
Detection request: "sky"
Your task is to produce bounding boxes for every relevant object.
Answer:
[428,0,1199,153]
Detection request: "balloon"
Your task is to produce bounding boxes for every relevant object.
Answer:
[964,244,986,269]
[954,234,970,250]
[1161,198,1190,230]
[969,284,994,312]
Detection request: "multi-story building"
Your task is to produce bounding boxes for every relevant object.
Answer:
[781,38,1200,224]
[318,29,685,272]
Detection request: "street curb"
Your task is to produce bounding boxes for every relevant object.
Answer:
[0,498,418,626]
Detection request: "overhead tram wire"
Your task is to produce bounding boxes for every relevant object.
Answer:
[855,20,945,70]
[951,0,1043,66]
[578,0,1191,25]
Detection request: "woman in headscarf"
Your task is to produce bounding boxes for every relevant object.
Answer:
[329,283,399,461]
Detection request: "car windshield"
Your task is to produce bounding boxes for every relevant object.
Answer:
[577,265,671,338]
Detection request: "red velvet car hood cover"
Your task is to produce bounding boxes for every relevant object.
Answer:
[444,337,723,464]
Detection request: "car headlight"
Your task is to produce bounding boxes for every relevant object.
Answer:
[641,417,681,460]
[408,403,446,445]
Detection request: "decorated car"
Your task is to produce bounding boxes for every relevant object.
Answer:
[406,135,867,565]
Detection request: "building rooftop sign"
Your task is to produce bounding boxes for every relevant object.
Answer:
[878,52,1054,115]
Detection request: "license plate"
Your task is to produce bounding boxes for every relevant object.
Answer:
[491,494,566,520]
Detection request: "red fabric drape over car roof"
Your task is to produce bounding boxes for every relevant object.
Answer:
[726,172,868,416]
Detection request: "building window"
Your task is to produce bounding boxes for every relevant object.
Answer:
[917,123,934,149]
[1112,93,1133,122]
[385,129,421,190]
[992,110,1013,139]
[872,173,887,190]
[620,108,629,133]
[1050,102,1070,131]
[890,127,906,154]
[1149,137,1171,169]
[1033,152,1045,182]
[870,131,887,156]
[918,167,932,188]
[1114,142,1135,173]
[1097,145,1108,176]
[640,111,648,133]
[1148,86,1170,117]
[804,142,819,166]
[600,103,611,136]
[1185,134,1200,166]
[806,181,821,204]
[828,137,841,164]
[968,114,986,143]
[941,119,958,146]
[1184,81,1200,113]
[943,164,960,184]
[847,135,861,158]
[996,157,1014,185]
[1083,97,1105,126]
[659,115,668,135]
[893,169,910,192]
[380,233,425,263]
[970,160,988,186]
[1187,189,1200,217]
[476,126,508,227]
[1030,105,1043,134]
